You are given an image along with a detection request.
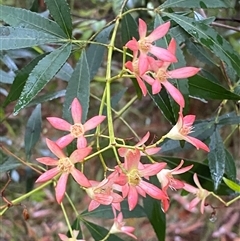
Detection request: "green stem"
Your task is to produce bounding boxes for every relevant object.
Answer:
[61,202,73,237]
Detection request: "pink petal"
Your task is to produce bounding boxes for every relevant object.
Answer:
[167,38,177,55]
[189,197,200,211]
[46,138,66,158]
[118,147,128,157]
[83,116,106,132]
[162,80,185,108]
[58,233,68,241]
[121,227,137,240]
[35,167,59,183]
[70,147,92,163]
[94,193,113,205]
[36,157,58,166]
[193,173,202,189]
[139,180,166,200]
[128,186,139,211]
[169,67,200,79]
[147,21,170,42]
[138,18,147,39]
[200,199,206,214]
[152,80,162,94]
[125,61,133,71]
[172,164,193,175]
[140,162,166,177]
[183,115,195,125]
[77,136,88,148]
[136,132,150,146]
[143,74,155,85]
[125,38,139,51]
[71,98,82,124]
[184,136,210,152]
[171,179,185,189]
[71,168,91,187]
[56,134,75,148]
[47,117,71,131]
[125,150,140,170]
[183,183,197,194]
[136,76,147,96]
[138,53,149,76]
[55,173,69,203]
[143,147,161,155]
[150,45,177,62]
[88,200,101,212]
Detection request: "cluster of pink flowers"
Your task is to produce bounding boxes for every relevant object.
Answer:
[36,19,211,240]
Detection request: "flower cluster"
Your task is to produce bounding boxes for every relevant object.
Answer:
[35,19,211,240]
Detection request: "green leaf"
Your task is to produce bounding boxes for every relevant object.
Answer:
[24,104,42,159]
[143,177,166,241]
[0,156,21,173]
[27,90,66,107]
[163,13,240,76]
[0,5,67,38]
[14,44,72,114]
[188,75,240,100]
[67,218,83,239]
[148,85,176,125]
[208,128,226,190]
[222,177,240,192]
[63,50,90,123]
[186,41,216,67]
[44,0,72,37]
[224,149,237,181]
[81,200,146,219]
[0,70,14,84]
[0,27,62,50]
[169,26,189,44]
[3,53,47,107]
[86,24,113,80]
[161,0,230,8]
[84,220,124,241]
[217,112,240,126]
[55,62,73,81]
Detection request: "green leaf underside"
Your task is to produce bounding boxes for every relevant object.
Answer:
[188,75,240,100]
[63,50,90,123]
[163,13,240,77]
[0,70,15,84]
[44,0,72,37]
[0,156,21,173]
[208,128,226,190]
[14,43,72,114]
[24,104,42,158]
[0,27,62,50]
[3,53,48,107]
[224,149,237,181]
[0,5,67,38]
[161,0,230,8]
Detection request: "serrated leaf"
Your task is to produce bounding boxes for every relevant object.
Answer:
[84,220,124,241]
[188,75,240,100]
[27,90,66,107]
[224,149,237,181]
[163,13,240,76]
[24,104,42,158]
[0,156,21,173]
[3,53,47,107]
[161,0,230,8]
[222,177,240,192]
[86,24,114,80]
[0,27,62,50]
[45,0,72,37]
[14,44,72,114]
[81,200,146,219]
[63,50,90,123]
[143,176,166,241]
[169,25,189,44]
[0,5,67,38]
[208,128,226,190]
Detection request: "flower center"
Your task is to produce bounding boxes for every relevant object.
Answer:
[138,38,151,54]
[179,125,193,136]
[197,188,209,200]
[132,59,140,75]
[58,157,74,173]
[70,123,84,138]
[156,68,168,82]
[127,169,141,186]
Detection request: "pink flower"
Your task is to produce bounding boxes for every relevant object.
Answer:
[118,131,160,157]
[115,150,167,211]
[144,38,200,107]
[157,160,193,192]
[47,98,106,148]
[125,18,177,75]
[183,173,210,214]
[35,139,91,204]
[109,212,137,240]
[59,230,85,241]
[165,112,210,152]
[85,173,123,212]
